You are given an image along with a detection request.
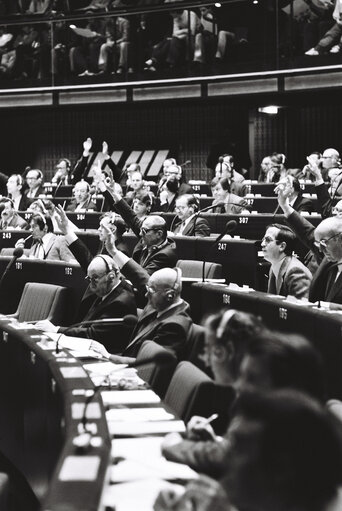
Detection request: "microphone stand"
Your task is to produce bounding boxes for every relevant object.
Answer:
[202,220,237,282]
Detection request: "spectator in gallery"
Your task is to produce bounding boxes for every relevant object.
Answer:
[6,174,31,212]
[305,0,342,55]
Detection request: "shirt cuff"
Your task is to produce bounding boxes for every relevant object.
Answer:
[65,232,78,245]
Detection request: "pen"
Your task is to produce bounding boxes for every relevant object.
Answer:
[203,413,219,425]
[23,234,33,243]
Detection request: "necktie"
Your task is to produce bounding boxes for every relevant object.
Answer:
[325,265,338,300]
[33,239,44,259]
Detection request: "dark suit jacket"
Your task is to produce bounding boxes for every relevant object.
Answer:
[286,211,342,304]
[122,300,192,359]
[172,215,211,237]
[29,234,75,262]
[268,255,312,299]
[16,194,31,212]
[59,279,137,351]
[292,195,313,213]
[315,182,333,219]
[66,199,98,212]
[25,184,45,199]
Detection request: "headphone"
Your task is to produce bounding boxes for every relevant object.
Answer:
[95,255,119,276]
[280,153,286,165]
[58,158,71,171]
[166,267,182,299]
[27,169,43,181]
[216,309,237,340]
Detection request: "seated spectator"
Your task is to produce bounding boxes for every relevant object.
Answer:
[221,389,342,511]
[98,16,133,75]
[263,152,288,183]
[6,174,30,211]
[193,6,217,65]
[91,266,193,362]
[25,169,45,199]
[295,151,322,181]
[13,24,40,79]
[132,191,153,221]
[156,157,177,194]
[275,175,313,212]
[14,213,76,262]
[261,223,312,299]
[162,164,193,195]
[66,180,98,212]
[69,18,106,76]
[144,8,201,72]
[320,147,341,182]
[172,194,211,237]
[257,155,272,182]
[35,254,137,349]
[210,177,249,214]
[157,175,180,212]
[306,0,342,55]
[0,198,28,230]
[214,158,246,197]
[161,323,326,478]
[51,158,72,185]
[125,170,146,205]
[0,33,16,78]
[277,186,342,305]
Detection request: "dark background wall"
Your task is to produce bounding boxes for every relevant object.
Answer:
[1,97,341,181]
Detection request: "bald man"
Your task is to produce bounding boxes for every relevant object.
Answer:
[35,255,136,350]
[278,188,342,305]
[93,267,192,364]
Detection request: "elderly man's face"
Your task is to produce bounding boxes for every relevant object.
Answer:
[314,225,342,262]
[140,217,162,247]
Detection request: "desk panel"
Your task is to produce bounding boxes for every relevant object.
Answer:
[191,283,342,399]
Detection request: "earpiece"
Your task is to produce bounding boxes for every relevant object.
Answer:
[216,309,236,340]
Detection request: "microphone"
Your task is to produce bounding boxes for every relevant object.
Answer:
[202,220,237,282]
[0,247,24,295]
[189,201,225,237]
[55,314,138,354]
[53,178,63,198]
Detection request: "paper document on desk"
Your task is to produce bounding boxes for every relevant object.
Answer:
[108,419,185,436]
[103,479,184,511]
[111,437,164,460]
[45,333,103,359]
[101,389,160,406]
[111,457,197,483]
[106,407,174,422]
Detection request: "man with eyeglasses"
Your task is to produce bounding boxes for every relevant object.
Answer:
[320,148,341,182]
[91,266,192,364]
[278,187,342,306]
[24,169,44,199]
[261,223,312,299]
[172,194,211,237]
[35,254,137,349]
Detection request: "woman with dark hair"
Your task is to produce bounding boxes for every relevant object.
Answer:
[158,175,180,212]
[211,177,249,214]
[132,191,153,221]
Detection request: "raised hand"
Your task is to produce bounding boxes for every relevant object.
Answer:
[102,141,109,157]
[83,137,92,154]
[54,205,74,235]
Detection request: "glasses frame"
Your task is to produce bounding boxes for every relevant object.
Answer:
[314,231,341,250]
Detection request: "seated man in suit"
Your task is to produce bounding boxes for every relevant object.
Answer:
[35,254,137,350]
[172,194,211,237]
[0,198,28,230]
[66,180,97,212]
[91,265,192,363]
[262,223,312,299]
[214,160,246,197]
[15,213,76,262]
[278,187,342,306]
[24,169,45,199]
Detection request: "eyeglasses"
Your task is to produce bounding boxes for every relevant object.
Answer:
[141,227,158,235]
[261,236,278,245]
[175,205,187,211]
[314,232,341,250]
[85,272,109,284]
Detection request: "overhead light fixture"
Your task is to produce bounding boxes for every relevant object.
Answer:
[214,2,221,6]
[258,105,279,115]
[253,0,258,4]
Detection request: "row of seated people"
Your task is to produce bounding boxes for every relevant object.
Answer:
[12,242,342,511]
